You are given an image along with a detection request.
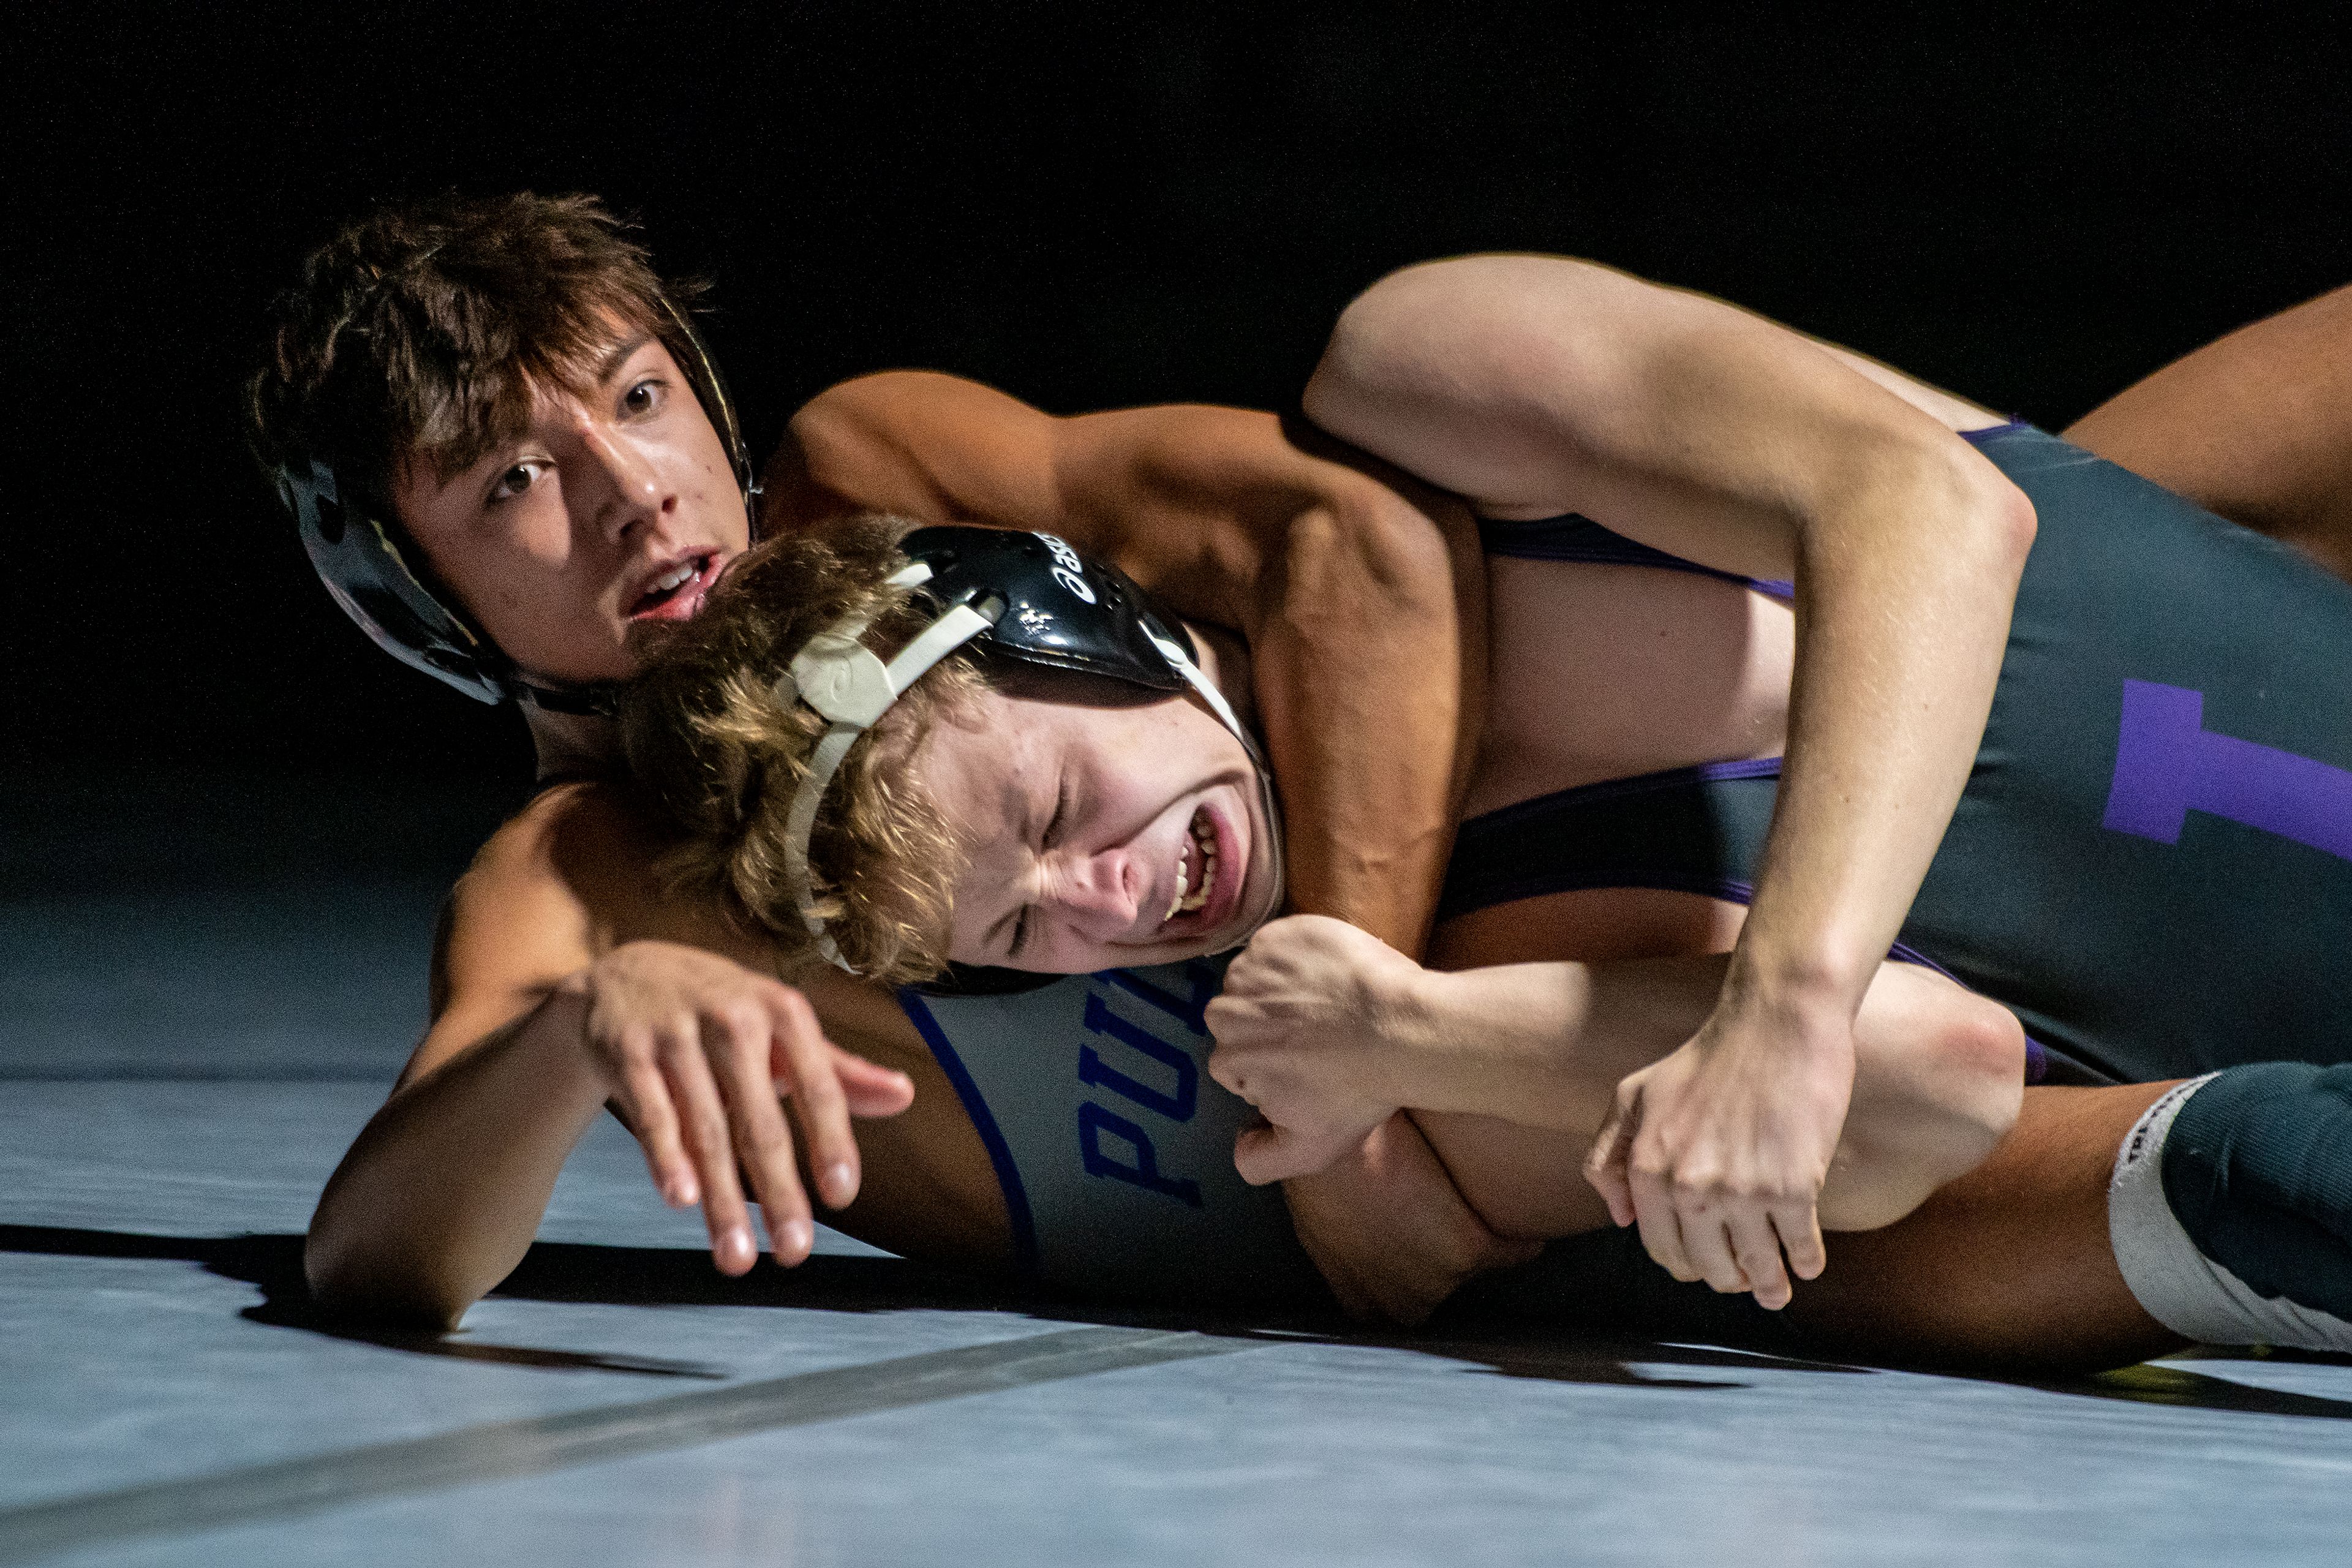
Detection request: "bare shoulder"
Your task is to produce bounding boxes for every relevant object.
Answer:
[767,371,1059,531]
[457,782,658,919]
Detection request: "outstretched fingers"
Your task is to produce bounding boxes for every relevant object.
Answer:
[706,1001,814,1267]
[764,987,859,1215]
[660,1023,759,1276]
[619,1048,697,1209]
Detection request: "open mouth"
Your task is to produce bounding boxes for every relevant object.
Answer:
[1159,802,1242,937]
[628,553,722,622]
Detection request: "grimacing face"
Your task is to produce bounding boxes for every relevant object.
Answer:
[393,333,751,687]
[916,677,1283,974]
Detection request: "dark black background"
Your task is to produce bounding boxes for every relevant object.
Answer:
[9,1,2351,791]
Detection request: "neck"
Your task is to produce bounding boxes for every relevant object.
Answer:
[526,704,623,784]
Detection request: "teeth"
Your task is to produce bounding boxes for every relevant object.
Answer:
[650,562,695,594]
[1164,815,1216,924]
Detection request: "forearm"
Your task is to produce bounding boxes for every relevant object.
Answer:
[1384,957,1714,1129]
[1244,483,1483,952]
[1310,254,2037,1021]
[1735,444,2034,1019]
[1396,957,2021,1224]
[306,989,606,1328]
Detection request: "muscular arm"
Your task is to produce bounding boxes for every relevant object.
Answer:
[306,789,914,1328]
[772,372,1486,956]
[307,794,628,1324]
[1303,255,2038,1303]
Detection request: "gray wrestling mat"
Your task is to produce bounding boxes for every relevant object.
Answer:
[7,773,2351,1567]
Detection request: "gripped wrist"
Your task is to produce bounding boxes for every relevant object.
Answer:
[1371,958,1463,1109]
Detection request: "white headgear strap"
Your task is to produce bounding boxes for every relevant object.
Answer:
[777,561,998,970]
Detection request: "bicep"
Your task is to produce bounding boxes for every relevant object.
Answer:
[1306,254,1996,579]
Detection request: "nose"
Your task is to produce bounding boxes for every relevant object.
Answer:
[575,419,673,542]
[1044,845,1145,940]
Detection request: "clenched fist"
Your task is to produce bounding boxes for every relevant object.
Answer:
[1205,914,1434,1185]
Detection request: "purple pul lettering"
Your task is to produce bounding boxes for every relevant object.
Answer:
[2103,680,2352,861]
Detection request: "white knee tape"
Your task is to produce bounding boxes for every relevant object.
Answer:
[2108,1073,2352,1352]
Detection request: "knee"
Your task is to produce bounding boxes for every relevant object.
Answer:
[1941,994,2029,1158]
[1830,982,2024,1230]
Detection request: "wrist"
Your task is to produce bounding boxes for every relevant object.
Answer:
[518,981,609,1104]
[1713,949,1862,1052]
[1355,953,1442,1107]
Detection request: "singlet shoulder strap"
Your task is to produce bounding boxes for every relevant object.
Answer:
[1480,514,1794,603]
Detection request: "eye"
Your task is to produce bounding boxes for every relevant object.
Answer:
[1008,774,1070,960]
[620,377,667,418]
[486,459,549,503]
[1042,773,1070,848]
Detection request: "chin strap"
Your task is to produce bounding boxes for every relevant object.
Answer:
[516,681,620,718]
[1140,625,1286,938]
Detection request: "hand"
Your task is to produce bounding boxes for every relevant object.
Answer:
[1283,1114,1544,1324]
[1205,914,1428,1185]
[565,941,914,1275]
[1583,997,1854,1310]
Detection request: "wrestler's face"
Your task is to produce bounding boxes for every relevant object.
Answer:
[918,683,1281,973]
[393,333,749,687]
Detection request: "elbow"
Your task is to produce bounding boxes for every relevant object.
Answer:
[1938,447,2038,586]
[304,1218,478,1334]
[1307,254,1534,447]
[1982,467,2038,576]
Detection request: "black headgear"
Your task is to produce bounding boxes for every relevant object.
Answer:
[771,524,1283,980]
[895,525,1201,691]
[276,293,756,715]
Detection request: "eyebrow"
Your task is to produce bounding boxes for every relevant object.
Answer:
[594,331,657,385]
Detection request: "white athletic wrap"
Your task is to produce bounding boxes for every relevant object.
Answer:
[2108,1072,2352,1351]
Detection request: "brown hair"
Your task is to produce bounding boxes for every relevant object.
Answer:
[620,517,987,982]
[245,191,700,529]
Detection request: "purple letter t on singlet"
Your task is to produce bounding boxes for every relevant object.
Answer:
[2103,680,2352,861]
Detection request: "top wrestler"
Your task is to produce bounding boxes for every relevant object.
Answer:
[264,191,2352,1340]
[255,192,1520,1322]
[619,388,2352,1365]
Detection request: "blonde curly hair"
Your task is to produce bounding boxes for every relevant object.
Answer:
[619,516,989,982]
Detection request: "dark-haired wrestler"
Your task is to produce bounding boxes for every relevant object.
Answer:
[271,195,2352,1360]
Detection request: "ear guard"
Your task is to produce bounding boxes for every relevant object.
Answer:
[277,293,756,714]
[774,526,1284,978]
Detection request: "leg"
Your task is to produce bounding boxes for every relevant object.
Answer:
[1784,1083,2185,1373]
[2065,282,2352,584]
